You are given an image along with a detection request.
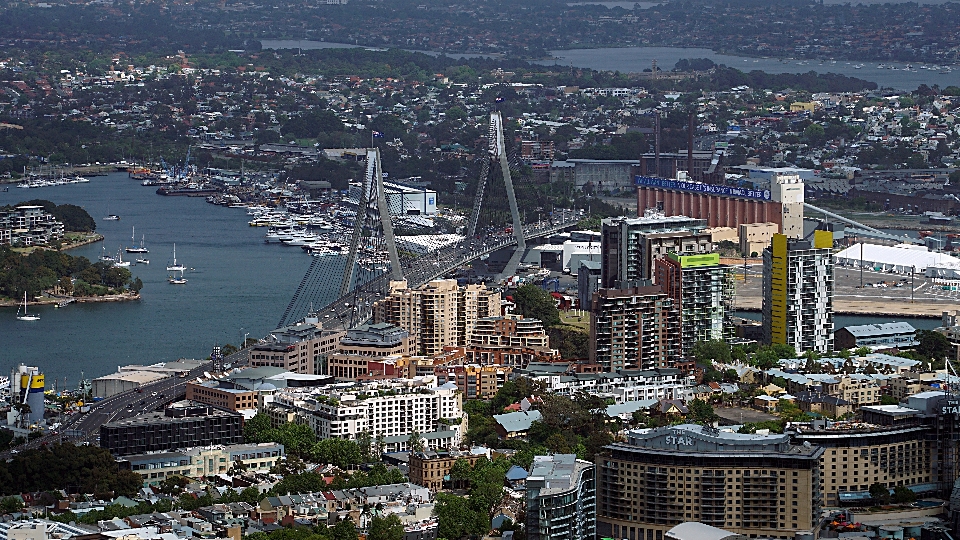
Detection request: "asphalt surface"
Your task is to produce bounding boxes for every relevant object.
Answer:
[311,211,583,330]
[1,362,211,458]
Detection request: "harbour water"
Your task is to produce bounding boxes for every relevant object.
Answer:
[0,173,316,386]
[539,47,960,91]
[261,40,959,91]
[735,311,942,331]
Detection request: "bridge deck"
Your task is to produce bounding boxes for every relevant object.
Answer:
[308,214,581,330]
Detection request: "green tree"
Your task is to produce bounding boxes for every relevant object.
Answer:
[312,438,364,469]
[803,123,826,144]
[687,399,717,423]
[243,413,273,443]
[691,340,732,364]
[870,482,891,504]
[227,459,248,475]
[777,399,808,422]
[449,458,472,489]
[329,520,359,540]
[880,395,899,406]
[753,349,780,370]
[407,428,425,453]
[916,330,952,361]
[892,485,916,504]
[0,496,23,514]
[445,106,467,122]
[512,284,560,326]
[368,514,404,540]
[433,492,488,540]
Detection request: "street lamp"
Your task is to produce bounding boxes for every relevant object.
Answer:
[911,266,916,304]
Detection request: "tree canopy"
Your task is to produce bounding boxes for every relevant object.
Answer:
[0,443,142,497]
[512,284,560,326]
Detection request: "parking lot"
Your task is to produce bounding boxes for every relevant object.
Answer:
[734,264,959,317]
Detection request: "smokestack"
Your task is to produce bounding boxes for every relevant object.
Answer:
[655,112,661,178]
[687,112,695,179]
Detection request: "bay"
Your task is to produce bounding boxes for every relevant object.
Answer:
[566,2,661,8]
[0,173,318,387]
[735,311,942,330]
[538,47,959,91]
[262,39,957,91]
[260,40,497,60]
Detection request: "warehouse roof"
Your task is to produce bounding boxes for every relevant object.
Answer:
[835,242,960,272]
[840,322,916,337]
[666,522,745,540]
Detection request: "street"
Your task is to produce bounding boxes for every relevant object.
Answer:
[0,362,212,458]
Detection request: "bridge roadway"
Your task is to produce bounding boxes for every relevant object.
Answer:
[315,211,583,330]
[0,362,212,458]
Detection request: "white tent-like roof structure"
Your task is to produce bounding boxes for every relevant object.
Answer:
[834,242,960,276]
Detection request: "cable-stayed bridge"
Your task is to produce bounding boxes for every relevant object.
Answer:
[277,112,582,330]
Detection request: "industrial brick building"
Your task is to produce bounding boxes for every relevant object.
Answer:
[408,449,485,492]
[635,173,805,237]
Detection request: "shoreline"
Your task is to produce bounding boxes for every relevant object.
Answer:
[61,233,104,251]
[0,164,121,184]
[0,293,140,307]
[259,38,957,67]
[735,297,946,319]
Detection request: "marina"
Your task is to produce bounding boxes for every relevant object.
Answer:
[0,172,314,384]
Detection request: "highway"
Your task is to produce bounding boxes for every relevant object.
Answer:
[304,210,583,330]
[1,361,212,458]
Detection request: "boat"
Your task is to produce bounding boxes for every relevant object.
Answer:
[1,187,7,192]
[126,227,149,253]
[136,257,150,264]
[16,292,40,321]
[168,269,187,285]
[166,243,186,272]
[103,214,120,221]
[99,244,116,263]
[114,248,131,268]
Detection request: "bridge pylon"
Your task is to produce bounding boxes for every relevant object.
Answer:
[467,112,526,280]
[340,147,403,298]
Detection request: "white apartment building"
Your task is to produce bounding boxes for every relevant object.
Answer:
[119,442,285,485]
[517,368,694,404]
[269,376,465,450]
[0,205,64,246]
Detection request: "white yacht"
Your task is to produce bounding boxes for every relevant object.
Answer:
[16,292,40,321]
[126,227,149,253]
[168,269,187,285]
[115,248,131,268]
[166,244,186,272]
